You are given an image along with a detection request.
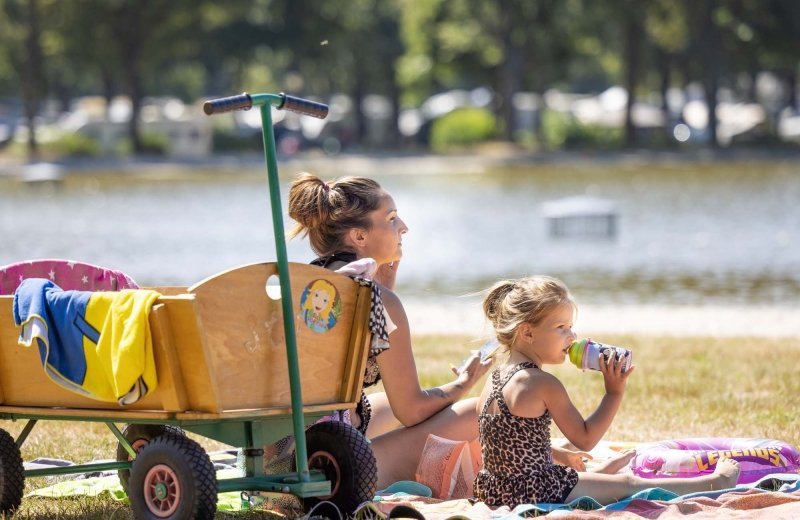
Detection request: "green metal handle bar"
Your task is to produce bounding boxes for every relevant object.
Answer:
[204,92,329,483]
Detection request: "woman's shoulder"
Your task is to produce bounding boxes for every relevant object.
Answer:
[376,283,403,310]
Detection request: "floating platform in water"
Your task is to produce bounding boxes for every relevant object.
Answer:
[18,162,65,185]
[541,195,618,238]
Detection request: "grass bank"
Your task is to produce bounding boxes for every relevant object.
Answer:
[412,333,799,444]
[1,334,797,519]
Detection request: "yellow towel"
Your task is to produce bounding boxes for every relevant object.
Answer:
[83,289,160,404]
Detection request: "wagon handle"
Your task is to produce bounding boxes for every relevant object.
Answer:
[203,92,329,119]
[202,91,329,485]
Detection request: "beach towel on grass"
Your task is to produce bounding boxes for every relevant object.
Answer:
[361,474,800,519]
[13,278,160,404]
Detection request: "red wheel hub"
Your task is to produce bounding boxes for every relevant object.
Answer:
[143,463,181,517]
[308,450,341,498]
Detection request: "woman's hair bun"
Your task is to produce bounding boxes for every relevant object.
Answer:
[288,172,331,233]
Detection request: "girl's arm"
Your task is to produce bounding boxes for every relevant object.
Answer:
[375,288,491,427]
[541,356,633,452]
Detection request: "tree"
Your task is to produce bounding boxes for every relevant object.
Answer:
[0,0,49,160]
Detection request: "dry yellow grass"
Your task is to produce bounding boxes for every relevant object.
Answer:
[412,333,800,446]
[1,333,798,518]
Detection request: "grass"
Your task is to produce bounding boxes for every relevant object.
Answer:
[413,333,800,445]
[1,334,798,518]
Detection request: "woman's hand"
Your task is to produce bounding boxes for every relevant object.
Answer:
[451,351,493,394]
[374,260,399,290]
[599,351,634,396]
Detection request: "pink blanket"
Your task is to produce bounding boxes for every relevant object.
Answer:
[0,259,138,294]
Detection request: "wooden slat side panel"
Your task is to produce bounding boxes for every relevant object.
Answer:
[157,297,221,413]
[339,284,372,405]
[189,263,365,411]
[148,303,188,412]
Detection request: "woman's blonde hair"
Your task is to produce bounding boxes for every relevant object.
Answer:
[287,172,384,256]
[483,276,574,348]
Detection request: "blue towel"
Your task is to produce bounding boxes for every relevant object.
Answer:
[13,278,160,404]
[13,278,92,385]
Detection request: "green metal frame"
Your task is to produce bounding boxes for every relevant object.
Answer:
[0,92,336,500]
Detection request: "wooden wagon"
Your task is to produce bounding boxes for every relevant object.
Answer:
[0,91,378,519]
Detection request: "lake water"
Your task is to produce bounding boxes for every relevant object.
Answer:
[2,156,798,336]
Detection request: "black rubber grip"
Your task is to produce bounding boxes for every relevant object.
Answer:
[279,93,329,119]
[203,93,253,115]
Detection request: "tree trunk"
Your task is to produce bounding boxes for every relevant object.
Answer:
[701,3,720,148]
[124,69,143,153]
[658,51,673,141]
[704,74,719,147]
[498,46,523,142]
[352,58,368,147]
[787,69,798,113]
[623,10,642,148]
[22,0,45,161]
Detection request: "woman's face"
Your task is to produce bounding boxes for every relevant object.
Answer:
[362,192,408,265]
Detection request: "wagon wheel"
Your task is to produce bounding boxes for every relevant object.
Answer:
[116,424,185,494]
[128,434,216,520]
[293,421,377,515]
[0,428,25,515]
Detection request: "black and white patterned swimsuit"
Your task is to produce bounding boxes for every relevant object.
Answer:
[474,362,579,507]
[311,252,391,434]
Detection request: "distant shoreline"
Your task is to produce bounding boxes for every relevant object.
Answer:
[2,146,800,179]
[405,297,800,339]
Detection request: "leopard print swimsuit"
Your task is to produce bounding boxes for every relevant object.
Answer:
[474,362,578,507]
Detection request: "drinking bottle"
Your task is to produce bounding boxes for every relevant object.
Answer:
[568,339,632,372]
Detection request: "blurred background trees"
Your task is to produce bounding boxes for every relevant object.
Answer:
[0,0,797,160]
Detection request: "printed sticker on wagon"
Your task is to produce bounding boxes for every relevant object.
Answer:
[299,279,342,333]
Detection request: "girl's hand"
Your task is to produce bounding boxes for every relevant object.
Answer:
[599,351,634,396]
[553,446,592,471]
[451,351,493,392]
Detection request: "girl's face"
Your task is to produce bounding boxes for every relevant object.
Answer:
[362,192,408,265]
[528,302,577,365]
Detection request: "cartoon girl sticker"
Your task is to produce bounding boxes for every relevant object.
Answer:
[299,279,342,333]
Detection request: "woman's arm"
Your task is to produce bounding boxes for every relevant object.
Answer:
[375,288,491,427]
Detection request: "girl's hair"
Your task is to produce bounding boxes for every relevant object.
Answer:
[483,276,574,347]
[287,172,384,256]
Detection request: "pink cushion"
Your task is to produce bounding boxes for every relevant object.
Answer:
[0,259,139,295]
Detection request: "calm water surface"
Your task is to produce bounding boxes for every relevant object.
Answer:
[1,159,798,306]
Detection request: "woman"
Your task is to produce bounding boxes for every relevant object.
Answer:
[287,172,492,487]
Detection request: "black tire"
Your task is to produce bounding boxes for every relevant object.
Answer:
[0,428,24,515]
[117,424,185,493]
[294,421,377,515]
[128,434,217,520]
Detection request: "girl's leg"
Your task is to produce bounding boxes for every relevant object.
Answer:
[565,458,740,505]
[589,450,636,474]
[368,397,480,489]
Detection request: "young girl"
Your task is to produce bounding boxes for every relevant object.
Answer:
[474,276,740,507]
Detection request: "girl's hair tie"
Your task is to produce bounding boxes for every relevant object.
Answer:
[322,181,331,193]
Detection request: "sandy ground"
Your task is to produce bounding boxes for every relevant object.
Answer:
[404,296,800,338]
